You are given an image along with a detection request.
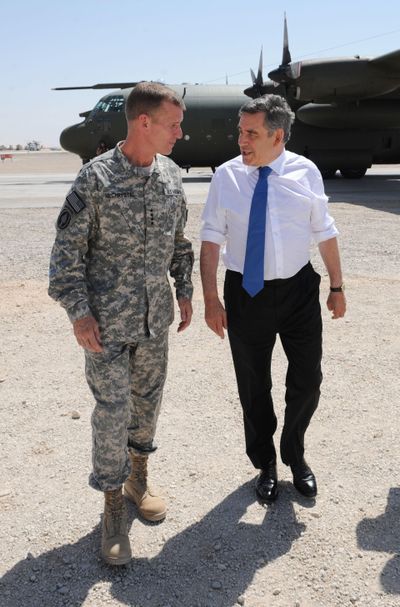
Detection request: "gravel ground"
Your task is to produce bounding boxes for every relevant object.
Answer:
[0,155,400,607]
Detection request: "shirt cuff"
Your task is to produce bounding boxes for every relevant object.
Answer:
[66,300,92,323]
[200,229,226,245]
[176,283,194,301]
[312,224,339,244]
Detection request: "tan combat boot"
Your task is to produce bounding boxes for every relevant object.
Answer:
[124,452,166,522]
[102,487,132,566]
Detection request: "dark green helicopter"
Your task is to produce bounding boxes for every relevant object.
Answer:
[55,16,400,178]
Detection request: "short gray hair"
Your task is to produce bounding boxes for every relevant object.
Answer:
[239,94,295,143]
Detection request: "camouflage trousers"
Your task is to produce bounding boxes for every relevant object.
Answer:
[85,331,169,492]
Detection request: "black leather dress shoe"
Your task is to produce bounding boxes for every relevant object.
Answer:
[291,460,317,498]
[255,463,278,503]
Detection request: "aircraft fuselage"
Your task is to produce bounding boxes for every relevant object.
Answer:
[60,83,400,175]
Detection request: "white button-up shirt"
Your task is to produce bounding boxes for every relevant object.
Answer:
[200,150,339,280]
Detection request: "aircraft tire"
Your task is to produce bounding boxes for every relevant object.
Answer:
[320,168,337,179]
[340,168,367,179]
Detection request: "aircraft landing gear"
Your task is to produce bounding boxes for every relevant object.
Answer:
[320,168,337,179]
[339,168,367,179]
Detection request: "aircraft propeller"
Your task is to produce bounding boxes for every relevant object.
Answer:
[244,48,265,98]
[243,14,301,99]
[267,13,301,86]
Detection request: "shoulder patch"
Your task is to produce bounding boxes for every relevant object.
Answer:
[56,190,86,230]
[57,209,72,230]
[66,191,86,213]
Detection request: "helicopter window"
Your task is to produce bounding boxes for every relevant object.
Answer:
[92,96,125,114]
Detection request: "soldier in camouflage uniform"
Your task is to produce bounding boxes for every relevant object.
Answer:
[49,82,194,565]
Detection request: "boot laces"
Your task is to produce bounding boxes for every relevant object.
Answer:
[131,454,148,484]
[105,491,125,531]
[136,457,147,478]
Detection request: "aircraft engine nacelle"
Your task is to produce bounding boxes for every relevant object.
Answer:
[297,101,400,130]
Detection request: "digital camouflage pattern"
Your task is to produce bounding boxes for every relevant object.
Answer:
[86,331,168,492]
[48,144,193,491]
[49,144,194,343]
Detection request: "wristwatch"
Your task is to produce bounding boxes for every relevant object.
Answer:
[330,283,345,293]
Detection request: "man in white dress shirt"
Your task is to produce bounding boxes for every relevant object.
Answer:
[200,94,346,502]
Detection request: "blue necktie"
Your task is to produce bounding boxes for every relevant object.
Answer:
[242,166,272,297]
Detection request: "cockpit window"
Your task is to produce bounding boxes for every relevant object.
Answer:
[92,95,125,114]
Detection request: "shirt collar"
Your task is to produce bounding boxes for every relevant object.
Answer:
[114,141,133,172]
[114,142,159,176]
[244,148,287,177]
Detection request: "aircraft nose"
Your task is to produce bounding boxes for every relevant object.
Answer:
[60,125,78,154]
[60,122,88,156]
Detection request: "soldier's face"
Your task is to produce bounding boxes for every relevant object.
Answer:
[238,112,284,166]
[147,101,184,155]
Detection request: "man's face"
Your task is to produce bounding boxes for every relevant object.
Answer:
[146,101,184,155]
[238,111,284,166]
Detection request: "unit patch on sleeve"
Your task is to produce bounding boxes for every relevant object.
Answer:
[57,190,87,230]
[57,209,72,230]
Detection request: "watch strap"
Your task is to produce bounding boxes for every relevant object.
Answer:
[330,284,344,293]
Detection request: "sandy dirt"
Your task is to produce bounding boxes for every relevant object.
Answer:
[0,153,399,607]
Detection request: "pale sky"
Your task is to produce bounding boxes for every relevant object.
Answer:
[2,0,400,147]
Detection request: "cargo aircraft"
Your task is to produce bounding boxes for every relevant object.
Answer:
[55,17,400,178]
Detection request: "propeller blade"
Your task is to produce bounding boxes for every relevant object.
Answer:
[257,47,264,83]
[245,48,265,97]
[282,12,292,65]
[267,13,301,87]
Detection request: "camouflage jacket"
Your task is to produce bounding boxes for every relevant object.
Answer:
[48,145,194,342]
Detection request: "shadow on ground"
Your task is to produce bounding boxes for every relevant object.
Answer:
[1,482,308,607]
[324,174,400,213]
[357,487,400,594]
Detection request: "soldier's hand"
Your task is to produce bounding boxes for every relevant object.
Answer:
[73,316,103,352]
[177,298,193,332]
[204,297,227,339]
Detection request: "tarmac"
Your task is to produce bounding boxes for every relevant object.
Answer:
[1,151,400,607]
[1,151,400,209]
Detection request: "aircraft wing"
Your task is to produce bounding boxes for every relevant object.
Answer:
[53,82,139,90]
[370,50,400,75]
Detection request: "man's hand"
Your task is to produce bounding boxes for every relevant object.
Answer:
[73,315,103,352]
[204,297,227,339]
[177,298,193,332]
[326,292,346,319]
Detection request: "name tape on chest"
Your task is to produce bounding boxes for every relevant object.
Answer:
[57,191,86,230]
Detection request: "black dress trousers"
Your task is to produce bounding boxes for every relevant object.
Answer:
[224,262,322,469]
